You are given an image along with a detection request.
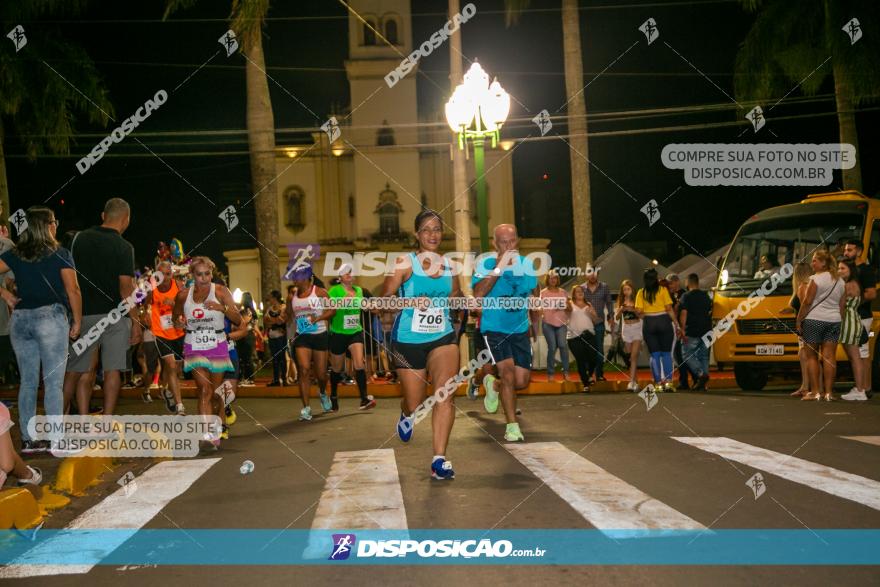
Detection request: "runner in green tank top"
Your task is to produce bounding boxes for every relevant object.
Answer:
[328,264,375,411]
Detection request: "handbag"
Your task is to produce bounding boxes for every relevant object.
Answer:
[607,316,630,368]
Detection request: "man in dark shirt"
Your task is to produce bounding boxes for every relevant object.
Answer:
[666,274,692,388]
[843,239,877,399]
[63,198,141,415]
[679,273,713,390]
[580,267,614,382]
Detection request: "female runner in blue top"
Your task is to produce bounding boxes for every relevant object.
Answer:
[382,210,461,480]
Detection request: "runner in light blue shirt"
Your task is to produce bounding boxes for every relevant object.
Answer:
[472,224,540,443]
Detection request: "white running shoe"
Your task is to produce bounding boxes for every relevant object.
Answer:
[299,406,313,421]
[841,388,868,401]
[627,380,640,392]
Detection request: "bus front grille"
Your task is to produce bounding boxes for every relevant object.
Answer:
[735,318,797,335]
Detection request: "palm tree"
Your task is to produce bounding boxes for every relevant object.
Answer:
[505,0,593,267]
[166,0,280,299]
[0,2,114,224]
[735,0,880,192]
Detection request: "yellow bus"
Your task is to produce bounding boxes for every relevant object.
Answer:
[712,190,879,390]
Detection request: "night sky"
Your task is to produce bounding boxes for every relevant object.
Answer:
[5,0,879,272]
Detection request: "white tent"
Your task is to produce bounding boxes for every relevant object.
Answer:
[562,243,671,293]
[668,254,701,274]
[670,244,730,289]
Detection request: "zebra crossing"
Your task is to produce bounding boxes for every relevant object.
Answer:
[2,435,879,577]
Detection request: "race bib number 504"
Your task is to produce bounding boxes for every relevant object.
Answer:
[192,331,218,351]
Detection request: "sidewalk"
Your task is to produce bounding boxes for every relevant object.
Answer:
[0,368,735,401]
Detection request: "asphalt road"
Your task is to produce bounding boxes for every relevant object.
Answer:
[3,386,879,586]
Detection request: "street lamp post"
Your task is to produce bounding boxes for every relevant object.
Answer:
[445,62,510,253]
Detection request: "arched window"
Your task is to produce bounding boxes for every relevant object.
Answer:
[376,120,395,146]
[284,186,305,232]
[378,203,400,235]
[363,18,377,45]
[374,184,403,237]
[384,18,399,45]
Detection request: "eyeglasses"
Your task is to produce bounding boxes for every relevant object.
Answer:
[194,271,212,277]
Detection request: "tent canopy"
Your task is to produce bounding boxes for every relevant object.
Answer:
[562,243,670,293]
[667,244,730,289]
[668,254,701,274]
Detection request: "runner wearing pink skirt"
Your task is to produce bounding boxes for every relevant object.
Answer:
[172,257,241,448]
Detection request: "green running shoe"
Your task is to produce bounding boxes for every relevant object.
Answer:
[504,422,524,442]
[483,374,499,414]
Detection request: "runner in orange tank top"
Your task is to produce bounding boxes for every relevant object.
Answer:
[144,261,186,415]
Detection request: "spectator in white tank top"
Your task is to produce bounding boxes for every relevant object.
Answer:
[796,250,845,401]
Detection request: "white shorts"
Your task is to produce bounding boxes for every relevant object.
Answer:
[622,320,643,343]
[859,317,873,359]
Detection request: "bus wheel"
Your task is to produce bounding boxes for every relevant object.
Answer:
[734,363,768,391]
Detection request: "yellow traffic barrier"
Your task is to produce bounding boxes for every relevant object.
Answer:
[54,456,114,496]
[0,488,43,529]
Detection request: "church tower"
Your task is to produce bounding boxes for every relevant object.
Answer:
[344,0,421,241]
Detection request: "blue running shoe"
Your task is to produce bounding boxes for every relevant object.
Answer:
[319,392,333,413]
[467,376,479,400]
[397,412,414,442]
[431,457,455,480]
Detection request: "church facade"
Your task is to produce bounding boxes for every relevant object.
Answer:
[224,0,548,297]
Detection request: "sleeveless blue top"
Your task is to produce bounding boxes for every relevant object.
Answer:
[392,252,454,344]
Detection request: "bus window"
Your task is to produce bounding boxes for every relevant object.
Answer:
[721,212,863,292]
[868,219,880,269]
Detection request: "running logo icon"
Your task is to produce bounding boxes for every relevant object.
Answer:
[638,384,659,411]
[532,110,552,136]
[746,472,766,499]
[329,533,356,560]
[745,105,765,132]
[322,117,341,144]
[639,18,659,45]
[639,199,660,227]
[842,18,862,45]
[219,30,239,56]
[6,25,26,52]
[284,243,319,279]
[118,471,138,497]
[10,209,28,235]
[219,205,239,232]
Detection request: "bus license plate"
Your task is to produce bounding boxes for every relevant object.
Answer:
[755,344,784,356]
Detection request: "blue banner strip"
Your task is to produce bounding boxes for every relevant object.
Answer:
[2,530,880,565]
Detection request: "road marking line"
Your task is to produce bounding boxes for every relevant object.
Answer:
[303,448,407,558]
[0,458,220,579]
[841,435,880,447]
[507,442,704,536]
[673,437,880,510]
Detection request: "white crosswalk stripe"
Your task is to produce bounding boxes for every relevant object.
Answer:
[303,448,408,558]
[0,458,220,579]
[507,442,705,537]
[673,437,880,511]
[841,435,880,447]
